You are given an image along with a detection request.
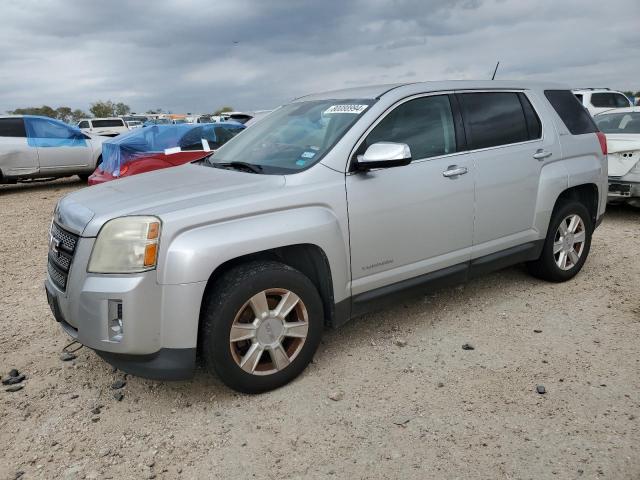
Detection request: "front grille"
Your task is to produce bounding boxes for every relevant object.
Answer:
[47,222,79,291]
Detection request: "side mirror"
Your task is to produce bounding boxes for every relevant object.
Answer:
[355,142,412,170]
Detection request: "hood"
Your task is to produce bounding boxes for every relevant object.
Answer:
[57,163,286,236]
[605,134,640,177]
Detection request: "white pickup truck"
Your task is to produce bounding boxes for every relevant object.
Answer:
[77,118,129,137]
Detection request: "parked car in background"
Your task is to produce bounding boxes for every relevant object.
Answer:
[126,120,143,129]
[220,111,253,124]
[594,107,640,206]
[0,115,104,183]
[244,109,274,127]
[88,122,245,185]
[46,81,607,394]
[573,88,632,116]
[78,118,129,137]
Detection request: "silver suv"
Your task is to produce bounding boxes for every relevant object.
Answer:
[45,81,607,393]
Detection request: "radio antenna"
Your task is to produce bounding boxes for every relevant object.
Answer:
[491,61,500,80]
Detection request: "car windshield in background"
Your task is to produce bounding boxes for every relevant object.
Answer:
[595,112,640,134]
[209,99,375,174]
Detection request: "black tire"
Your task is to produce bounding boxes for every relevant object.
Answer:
[201,260,324,393]
[78,173,90,182]
[527,200,593,282]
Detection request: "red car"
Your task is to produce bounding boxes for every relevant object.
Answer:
[88,122,245,185]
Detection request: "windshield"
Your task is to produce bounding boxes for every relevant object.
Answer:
[595,112,640,134]
[209,99,375,173]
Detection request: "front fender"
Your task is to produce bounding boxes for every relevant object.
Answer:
[158,207,351,303]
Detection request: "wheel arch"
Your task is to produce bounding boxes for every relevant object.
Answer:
[196,243,338,353]
[553,183,599,226]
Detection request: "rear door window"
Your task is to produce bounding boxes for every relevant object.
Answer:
[590,93,630,109]
[544,90,598,135]
[78,121,90,129]
[458,92,530,149]
[360,95,457,160]
[0,118,27,137]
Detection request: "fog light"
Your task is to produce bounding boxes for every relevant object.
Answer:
[108,300,123,342]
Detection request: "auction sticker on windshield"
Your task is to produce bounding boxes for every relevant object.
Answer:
[324,104,369,114]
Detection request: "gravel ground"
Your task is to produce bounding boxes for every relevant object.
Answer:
[1,177,639,480]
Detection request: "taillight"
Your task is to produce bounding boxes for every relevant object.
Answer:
[118,164,129,176]
[596,131,607,156]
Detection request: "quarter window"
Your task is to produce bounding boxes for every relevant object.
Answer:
[0,118,27,137]
[78,121,90,129]
[458,92,530,149]
[360,95,457,160]
[545,90,598,135]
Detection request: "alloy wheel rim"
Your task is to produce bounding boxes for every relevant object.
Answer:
[229,288,309,376]
[553,214,586,271]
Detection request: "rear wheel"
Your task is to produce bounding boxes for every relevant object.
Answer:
[527,201,593,282]
[201,261,323,393]
[78,173,90,182]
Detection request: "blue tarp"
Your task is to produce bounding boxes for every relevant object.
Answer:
[101,122,245,175]
[24,115,87,148]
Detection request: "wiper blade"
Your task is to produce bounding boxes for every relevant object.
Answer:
[215,161,263,173]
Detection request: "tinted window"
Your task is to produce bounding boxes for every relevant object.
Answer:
[518,93,542,140]
[591,93,630,109]
[92,119,125,128]
[574,94,583,103]
[459,92,529,149]
[78,121,90,129]
[361,95,457,160]
[0,118,26,137]
[544,90,598,135]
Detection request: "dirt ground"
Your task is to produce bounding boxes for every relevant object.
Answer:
[0,177,638,480]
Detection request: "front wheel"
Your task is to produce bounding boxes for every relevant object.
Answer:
[201,261,324,393]
[527,201,593,282]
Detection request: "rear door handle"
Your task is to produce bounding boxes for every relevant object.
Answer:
[533,149,552,160]
[442,165,468,178]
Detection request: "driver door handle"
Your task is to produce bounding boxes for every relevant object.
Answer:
[533,149,552,160]
[442,165,468,178]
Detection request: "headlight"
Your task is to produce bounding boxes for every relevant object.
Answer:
[88,216,161,273]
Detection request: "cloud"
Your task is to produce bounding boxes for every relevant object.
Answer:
[0,0,638,114]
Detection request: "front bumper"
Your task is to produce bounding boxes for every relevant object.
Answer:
[87,169,115,185]
[44,233,207,380]
[45,278,197,380]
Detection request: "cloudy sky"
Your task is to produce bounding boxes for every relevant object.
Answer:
[1,0,639,114]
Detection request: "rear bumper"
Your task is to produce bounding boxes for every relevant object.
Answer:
[607,179,640,204]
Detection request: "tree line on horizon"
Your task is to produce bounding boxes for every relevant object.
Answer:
[6,101,236,124]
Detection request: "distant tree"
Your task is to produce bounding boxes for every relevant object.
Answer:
[9,105,68,121]
[115,102,131,116]
[145,108,163,114]
[623,91,634,99]
[71,109,88,123]
[90,100,116,117]
[213,106,234,116]
[55,107,73,123]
